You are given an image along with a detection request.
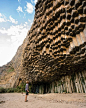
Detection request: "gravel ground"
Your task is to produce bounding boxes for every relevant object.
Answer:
[0,93,86,108]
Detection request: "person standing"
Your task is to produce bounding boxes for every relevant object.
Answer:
[25,81,29,102]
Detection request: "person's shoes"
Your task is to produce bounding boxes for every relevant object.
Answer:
[25,100,28,102]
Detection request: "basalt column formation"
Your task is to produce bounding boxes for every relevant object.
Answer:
[21,0,86,93]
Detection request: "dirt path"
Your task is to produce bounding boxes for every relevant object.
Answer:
[0,93,86,108]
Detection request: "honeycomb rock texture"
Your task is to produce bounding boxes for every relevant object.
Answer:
[21,0,86,83]
[1,0,86,88]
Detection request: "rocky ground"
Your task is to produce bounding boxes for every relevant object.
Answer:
[0,93,86,108]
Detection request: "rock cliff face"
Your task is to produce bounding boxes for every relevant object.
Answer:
[0,62,16,88]
[0,0,86,93]
[22,0,86,83]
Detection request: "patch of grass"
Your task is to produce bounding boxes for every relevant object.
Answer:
[7,67,14,73]
[0,87,24,93]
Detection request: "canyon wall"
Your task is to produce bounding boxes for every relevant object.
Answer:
[22,0,86,93]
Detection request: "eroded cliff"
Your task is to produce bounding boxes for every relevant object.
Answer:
[22,0,86,83]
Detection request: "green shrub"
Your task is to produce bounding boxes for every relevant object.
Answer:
[6,88,15,93]
[17,82,26,92]
[0,87,6,93]
[55,91,58,93]
[7,67,14,73]
[0,82,31,93]
[0,87,23,93]
[14,88,18,92]
[17,89,22,93]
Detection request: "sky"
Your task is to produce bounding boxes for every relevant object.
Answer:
[0,0,38,66]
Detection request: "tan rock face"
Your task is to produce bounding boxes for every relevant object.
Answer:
[0,0,86,89]
[22,0,86,83]
[0,62,16,88]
